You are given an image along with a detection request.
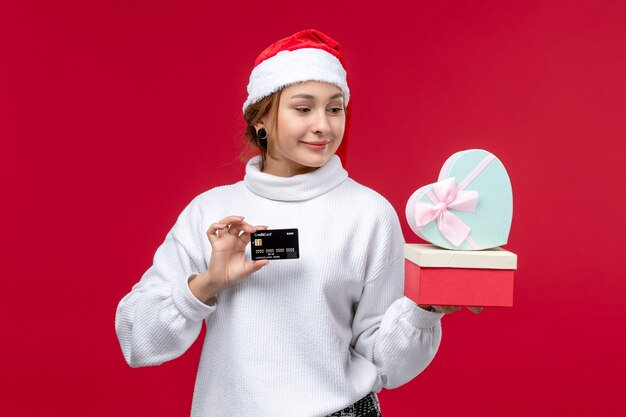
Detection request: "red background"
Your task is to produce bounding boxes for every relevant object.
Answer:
[2,1,625,416]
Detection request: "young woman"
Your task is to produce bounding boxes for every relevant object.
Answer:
[116,29,472,417]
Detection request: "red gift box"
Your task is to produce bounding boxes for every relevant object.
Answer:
[404,244,517,307]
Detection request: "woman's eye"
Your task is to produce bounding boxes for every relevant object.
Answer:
[295,107,310,113]
[328,107,343,114]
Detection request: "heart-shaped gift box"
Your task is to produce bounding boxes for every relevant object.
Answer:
[405,149,513,250]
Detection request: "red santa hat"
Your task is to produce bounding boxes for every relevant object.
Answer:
[242,29,350,113]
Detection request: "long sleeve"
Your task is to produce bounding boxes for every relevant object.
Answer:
[351,203,444,389]
[115,199,216,367]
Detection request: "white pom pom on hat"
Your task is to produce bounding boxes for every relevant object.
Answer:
[242,29,350,113]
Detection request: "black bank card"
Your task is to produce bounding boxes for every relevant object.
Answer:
[251,228,299,260]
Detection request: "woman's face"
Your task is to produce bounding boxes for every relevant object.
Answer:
[258,81,346,177]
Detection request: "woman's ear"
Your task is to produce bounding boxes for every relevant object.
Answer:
[253,118,266,132]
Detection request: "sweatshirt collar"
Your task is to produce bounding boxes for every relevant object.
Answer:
[244,155,348,201]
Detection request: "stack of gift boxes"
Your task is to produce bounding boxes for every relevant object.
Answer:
[404,149,516,307]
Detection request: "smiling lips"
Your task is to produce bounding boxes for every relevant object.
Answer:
[301,141,330,150]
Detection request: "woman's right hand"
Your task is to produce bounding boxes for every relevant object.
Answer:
[189,216,269,304]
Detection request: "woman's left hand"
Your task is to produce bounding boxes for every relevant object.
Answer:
[420,305,483,314]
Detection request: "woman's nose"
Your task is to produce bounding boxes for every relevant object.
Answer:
[312,109,331,135]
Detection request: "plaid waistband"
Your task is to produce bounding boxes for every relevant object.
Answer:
[326,392,382,417]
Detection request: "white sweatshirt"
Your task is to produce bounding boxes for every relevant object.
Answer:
[115,155,443,417]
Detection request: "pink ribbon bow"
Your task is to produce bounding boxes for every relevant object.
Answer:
[413,177,478,246]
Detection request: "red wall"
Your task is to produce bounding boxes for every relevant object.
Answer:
[2,1,625,416]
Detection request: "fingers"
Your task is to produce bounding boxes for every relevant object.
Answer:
[430,305,484,315]
[206,222,227,245]
[230,220,264,237]
[206,216,247,241]
[214,216,258,238]
[242,259,269,276]
[466,306,484,314]
[206,216,268,247]
[239,225,268,246]
[432,305,461,314]
[217,215,245,225]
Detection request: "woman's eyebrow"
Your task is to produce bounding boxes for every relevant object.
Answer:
[289,93,344,100]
